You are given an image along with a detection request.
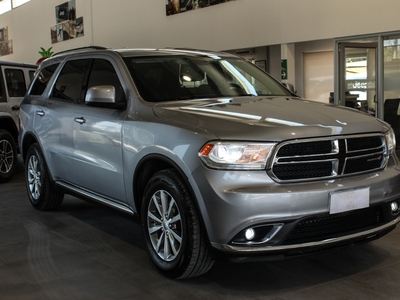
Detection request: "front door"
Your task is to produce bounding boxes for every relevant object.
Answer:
[71,58,127,202]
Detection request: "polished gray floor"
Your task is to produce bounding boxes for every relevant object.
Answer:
[1,159,400,299]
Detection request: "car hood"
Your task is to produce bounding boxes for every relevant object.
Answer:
[153,96,385,141]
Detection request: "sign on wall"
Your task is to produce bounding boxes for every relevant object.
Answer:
[51,0,84,44]
[281,59,287,80]
[166,0,234,16]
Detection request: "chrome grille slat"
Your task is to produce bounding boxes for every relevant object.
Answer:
[274,158,339,164]
[270,134,387,182]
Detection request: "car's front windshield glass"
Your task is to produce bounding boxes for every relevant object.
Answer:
[124,55,291,102]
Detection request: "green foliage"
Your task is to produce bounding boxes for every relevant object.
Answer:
[38,47,54,58]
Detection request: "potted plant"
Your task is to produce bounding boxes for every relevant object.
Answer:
[36,47,54,66]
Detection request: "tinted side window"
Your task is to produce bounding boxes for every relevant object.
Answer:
[87,59,124,102]
[52,59,91,102]
[5,68,26,97]
[29,70,35,81]
[29,63,59,96]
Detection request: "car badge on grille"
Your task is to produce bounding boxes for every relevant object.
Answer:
[367,156,382,162]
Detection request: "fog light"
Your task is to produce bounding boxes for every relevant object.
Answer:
[391,201,399,212]
[230,224,283,245]
[245,228,255,240]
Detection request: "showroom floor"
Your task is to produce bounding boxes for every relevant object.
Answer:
[1,159,400,299]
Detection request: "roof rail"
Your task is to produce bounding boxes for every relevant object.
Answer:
[52,46,108,57]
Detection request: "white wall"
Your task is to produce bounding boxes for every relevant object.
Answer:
[0,0,399,64]
[0,0,92,64]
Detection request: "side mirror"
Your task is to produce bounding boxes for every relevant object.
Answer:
[85,85,116,104]
[85,85,125,109]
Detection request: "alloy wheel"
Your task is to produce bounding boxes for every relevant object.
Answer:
[147,190,183,261]
[0,139,13,174]
[27,155,42,200]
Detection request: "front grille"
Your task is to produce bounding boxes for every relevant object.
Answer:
[271,134,387,182]
[283,205,384,245]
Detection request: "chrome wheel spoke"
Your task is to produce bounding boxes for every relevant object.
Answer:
[170,213,181,225]
[167,198,175,219]
[34,179,42,198]
[160,190,168,216]
[148,210,161,224]
[155,231,165,253]
[148,225,162,235]
[170,228,182,244]
[167,233,179,257]
[164,232,170,259]
[0,159,10,172]
[153,194,163,217]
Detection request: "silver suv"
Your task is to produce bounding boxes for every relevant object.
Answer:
[19,47,400,279]
[0,61,36,182]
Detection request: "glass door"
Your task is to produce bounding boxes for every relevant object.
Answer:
[338,42,377,116]
[383,35,400,147]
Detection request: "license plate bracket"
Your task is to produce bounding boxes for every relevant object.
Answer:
[329,187,370,214]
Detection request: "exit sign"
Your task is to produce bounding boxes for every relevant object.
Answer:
[281,59,287,80]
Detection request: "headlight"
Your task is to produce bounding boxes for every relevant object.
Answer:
[198,142,276,170]
[385,127,396,154]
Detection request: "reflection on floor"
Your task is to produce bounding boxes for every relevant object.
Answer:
[1,159,400,299]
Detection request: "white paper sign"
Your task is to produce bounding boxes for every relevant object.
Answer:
[330,187,370,214]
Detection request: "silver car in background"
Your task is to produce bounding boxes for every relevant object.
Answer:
[19,47,400,279]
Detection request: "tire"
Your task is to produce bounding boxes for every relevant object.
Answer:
[25,143,64,210]
[141,169,214,279]
[0,129,17,183]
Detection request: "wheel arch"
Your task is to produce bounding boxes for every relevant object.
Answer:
[133,154,205,227]
[20,131,39,163]
[134,154,186,214]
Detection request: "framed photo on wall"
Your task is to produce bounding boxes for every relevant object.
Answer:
[55,2,69,23]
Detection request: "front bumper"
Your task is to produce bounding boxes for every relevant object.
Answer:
[191,155,400,256]
[214,216,399,256]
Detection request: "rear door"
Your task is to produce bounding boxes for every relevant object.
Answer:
[36,59,91,183]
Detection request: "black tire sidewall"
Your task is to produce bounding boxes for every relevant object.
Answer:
[0,130,17,183]
[141,171,192,277]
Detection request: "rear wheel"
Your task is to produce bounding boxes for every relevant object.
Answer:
[25,143,64,210]
[0,129,17,183]
[141,169,214,279]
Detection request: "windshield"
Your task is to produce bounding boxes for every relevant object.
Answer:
[123,55,292,102]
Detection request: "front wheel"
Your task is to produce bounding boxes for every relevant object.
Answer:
[25,143,64,210]
[0,129,17,183]
[141,169,214,279]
